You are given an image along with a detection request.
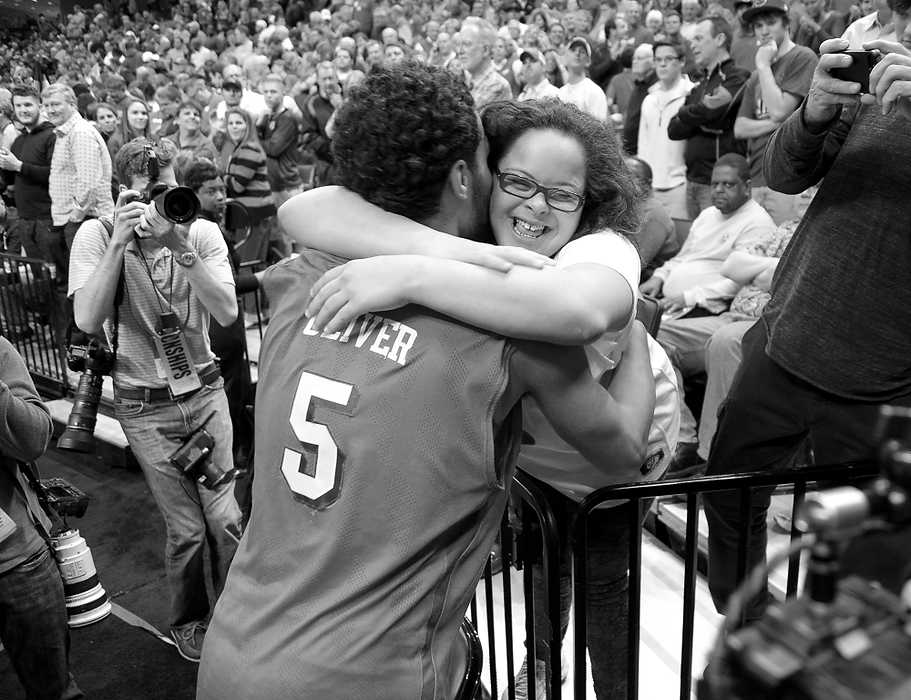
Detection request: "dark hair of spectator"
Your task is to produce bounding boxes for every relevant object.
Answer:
[331,62,481,222]
[114,137,178,188]
[625,156,653,188]
[888,0,911,13]
[182,158,222,191]
[155,84,181,103]
[714,152,750,181]
[11,83,41,100]
[481,99,641,238]
[178,99,203,115]
[619,45,636,69]
[652,39,685,59]
[704,15,734,51]
[745,7,790,26]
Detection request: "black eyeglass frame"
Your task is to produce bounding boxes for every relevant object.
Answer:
[495,170,586,213]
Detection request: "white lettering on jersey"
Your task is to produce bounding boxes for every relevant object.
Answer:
[301,314,418,367]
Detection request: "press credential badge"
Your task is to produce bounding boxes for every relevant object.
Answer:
[153,311,202,396]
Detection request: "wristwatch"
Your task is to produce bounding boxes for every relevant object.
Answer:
[175,249,198,268]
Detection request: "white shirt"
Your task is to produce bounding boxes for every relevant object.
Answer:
[517,231,680,501]
[841,11,896,49]
[517,78,560,101]
[558,77,609,121]
[637,77,693,190]
[653,199,776,312]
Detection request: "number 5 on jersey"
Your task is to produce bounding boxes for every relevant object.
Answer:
[281,371,356,509]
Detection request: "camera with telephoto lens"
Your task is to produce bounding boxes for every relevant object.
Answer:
[698,405,911,700]
[136,182,200,228]
[129,144,201,237]
[57,337,116,453]
[169,412,237,489]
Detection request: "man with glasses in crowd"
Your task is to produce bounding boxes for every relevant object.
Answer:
[638,40,694,221]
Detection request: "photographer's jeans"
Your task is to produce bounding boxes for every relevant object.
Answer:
[115,379,243,630]
[0,547,84,699]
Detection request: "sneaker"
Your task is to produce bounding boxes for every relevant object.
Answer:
[170,621,206,663]
[502,654,565,700]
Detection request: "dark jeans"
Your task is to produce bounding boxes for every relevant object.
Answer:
[702,322,911,619]
[0,547,83,700]
[525,477,644,700]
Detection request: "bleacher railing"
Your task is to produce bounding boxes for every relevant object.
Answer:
[569,461,879,700]
[473,462,880,700]
[0,252,69,397]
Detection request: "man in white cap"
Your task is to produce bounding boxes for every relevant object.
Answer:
[516,47,560,100]
[558,37,608,120]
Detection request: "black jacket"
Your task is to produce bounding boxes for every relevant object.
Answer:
[667,58,750,185]
[4,121,55,219]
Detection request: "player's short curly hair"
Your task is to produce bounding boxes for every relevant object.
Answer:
[481,99,641,238]
[331,62,481,221]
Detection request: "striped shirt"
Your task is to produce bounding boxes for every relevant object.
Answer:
[49,112,114,226]
[67,218,235,388]
[219,139,275,221]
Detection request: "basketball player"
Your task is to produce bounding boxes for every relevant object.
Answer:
[197,63,655,700]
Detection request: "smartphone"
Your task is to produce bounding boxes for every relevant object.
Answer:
[829,50,880,94]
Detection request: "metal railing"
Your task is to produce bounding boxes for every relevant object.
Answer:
[569,461,879,700]
[0,252,69,396]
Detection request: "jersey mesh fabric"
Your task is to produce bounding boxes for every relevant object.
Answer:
[199,251,521,700]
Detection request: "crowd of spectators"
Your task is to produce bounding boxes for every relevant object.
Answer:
[1,0,909,694]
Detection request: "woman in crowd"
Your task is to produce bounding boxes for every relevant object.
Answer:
[105,96,151,161]
[280,97,679,700]
[91,102,119,143]
[218,107,276,264]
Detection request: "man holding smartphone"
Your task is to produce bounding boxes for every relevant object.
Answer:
[702,2,911,622]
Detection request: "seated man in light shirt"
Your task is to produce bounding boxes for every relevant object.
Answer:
[639,153,776,473]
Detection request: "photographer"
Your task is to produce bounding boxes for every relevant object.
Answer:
[0,336,82,699]
[67,138,242,663]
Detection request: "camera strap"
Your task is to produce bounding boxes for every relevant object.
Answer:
[17,461,65,542]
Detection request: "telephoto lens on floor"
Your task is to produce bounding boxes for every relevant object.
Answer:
[50,529,112,627]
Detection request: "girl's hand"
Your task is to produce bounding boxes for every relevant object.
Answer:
[305,255,418,333]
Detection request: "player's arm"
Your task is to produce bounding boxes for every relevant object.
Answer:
[509,322,656,480]
[278,185,553,272]
[306,255,633,345]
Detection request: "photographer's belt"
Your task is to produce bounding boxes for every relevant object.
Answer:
[115,364,222,403]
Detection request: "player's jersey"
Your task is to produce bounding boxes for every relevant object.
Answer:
[198,251,522,700]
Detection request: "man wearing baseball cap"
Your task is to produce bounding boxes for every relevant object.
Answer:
[517,47,560,100]
[734,0,817,224]
[558,37,608,120]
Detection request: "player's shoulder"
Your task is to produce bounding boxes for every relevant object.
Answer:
[262,249,347,304]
